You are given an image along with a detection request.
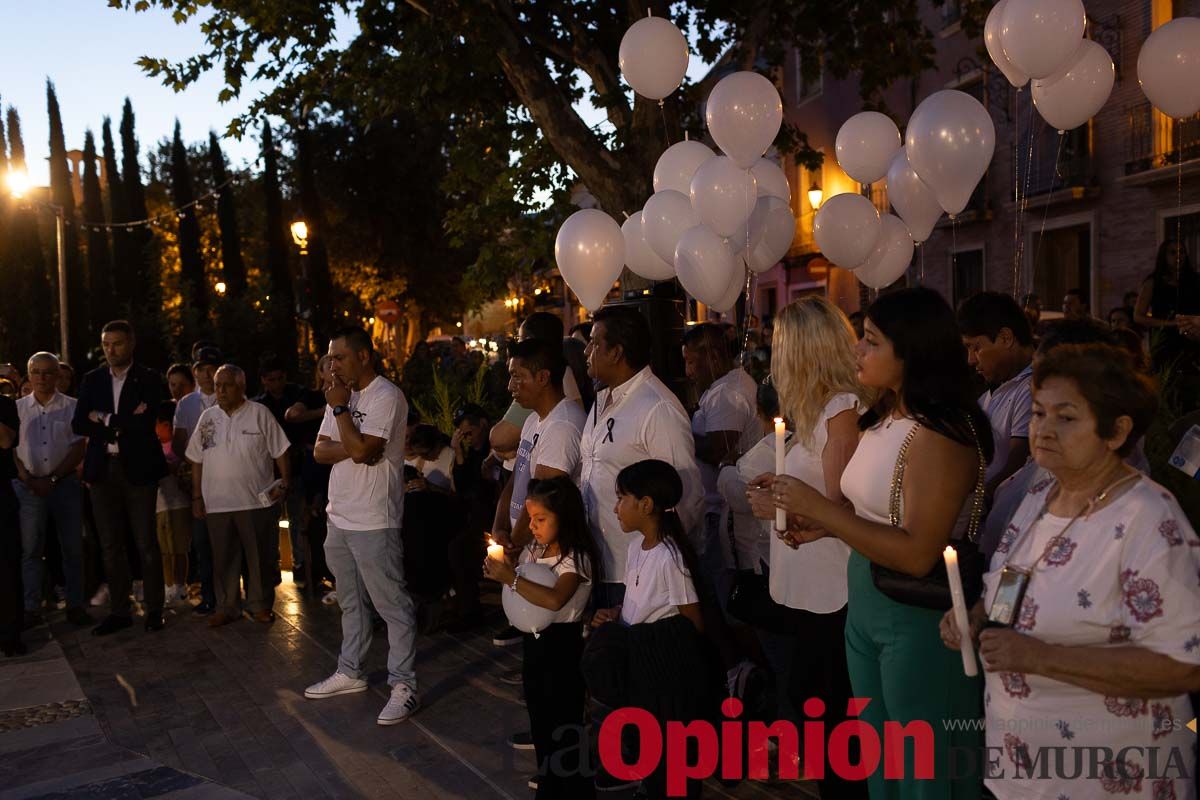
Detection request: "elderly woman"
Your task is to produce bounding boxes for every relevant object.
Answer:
[943,343,1200,800]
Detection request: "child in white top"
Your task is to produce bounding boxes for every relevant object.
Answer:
[592,459,702,631]
[483,476,596,797]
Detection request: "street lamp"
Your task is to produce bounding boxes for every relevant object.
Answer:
[290,220,309,254]
[215,281,227,296]
[807,182,824,211]
[5,168,70,360]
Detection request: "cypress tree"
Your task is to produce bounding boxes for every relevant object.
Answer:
[262,121,295,364]
[0,99,8,177]
[82,130,114,331]
[3,108,53,359]
[170,121,207,334]
[102,117,136,312]
[118,98,165,364]
[46,81,86,365]
[295,122,333,348]
[208,131,246,297]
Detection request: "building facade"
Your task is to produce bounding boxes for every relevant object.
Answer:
[752,0,1200,322]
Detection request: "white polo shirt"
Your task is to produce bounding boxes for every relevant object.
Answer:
[185,400,290,514]
[580,366,703,582]
[979,363,1033,483]
[508,398,586,529]
[15,392,82,478]
[174,389,216,437]
[692,367,759,515]
[319,375,408,531]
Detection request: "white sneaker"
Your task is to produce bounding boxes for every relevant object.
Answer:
[304,671,368,699]
[377,683,419,725]
[90,584,110,608]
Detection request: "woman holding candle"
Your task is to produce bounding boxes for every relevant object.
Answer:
[941,344,1200,800]
[762,288,993,798]
[484,476,598,798]
[745,296,871,799]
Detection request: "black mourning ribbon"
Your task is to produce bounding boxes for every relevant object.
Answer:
[602,418,615,444]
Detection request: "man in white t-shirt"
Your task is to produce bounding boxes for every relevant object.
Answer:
[186,365,291,627]
[495,339,586,551]
[580,305,702,608]
[172,347,221,614]
[304,327,419,726]
[957,292,1035,498]
[681,323,759,577]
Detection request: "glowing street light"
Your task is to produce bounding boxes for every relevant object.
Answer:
[215,281,227,296]
[6,168,32,199]
[290,219,309,253]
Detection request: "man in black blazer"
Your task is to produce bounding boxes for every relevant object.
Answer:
[72,320,169,634]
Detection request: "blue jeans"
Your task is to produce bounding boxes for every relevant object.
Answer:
[13,477,84,611]
[192,517,216,607]
[324,523,417,689]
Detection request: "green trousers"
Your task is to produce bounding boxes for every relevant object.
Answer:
[845,552,983,799]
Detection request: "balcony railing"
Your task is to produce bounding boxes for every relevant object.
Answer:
[1126,102,1200,175]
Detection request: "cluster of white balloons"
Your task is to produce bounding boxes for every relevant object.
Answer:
[556,14,796,313]
[815,91,995,288]
[984,0,1113,133]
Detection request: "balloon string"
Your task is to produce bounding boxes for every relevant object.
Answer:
[1012,87,1023,299]
[951,216,958,284]
[1015,113,1040,296]
[1029,131,1065,298]
[1177,117,1184,312]
[659,100,670,149]
[919,243,925,285]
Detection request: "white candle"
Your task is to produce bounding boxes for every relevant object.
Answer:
[774,417,787,533]
[486,536,505,562]
[944,545,978,677]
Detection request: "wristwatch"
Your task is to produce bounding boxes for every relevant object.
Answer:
[332,404,350,417]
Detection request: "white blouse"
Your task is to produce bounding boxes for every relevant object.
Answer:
[770,393,859,613]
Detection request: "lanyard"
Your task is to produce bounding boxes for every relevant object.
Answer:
[999,467,1141,576]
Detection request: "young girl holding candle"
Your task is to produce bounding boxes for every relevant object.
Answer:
[483,476,597,799]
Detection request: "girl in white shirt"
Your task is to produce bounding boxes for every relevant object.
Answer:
[592,459,702,631]
[483,476,597,798]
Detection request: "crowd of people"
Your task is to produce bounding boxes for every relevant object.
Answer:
[1,240,1199,800]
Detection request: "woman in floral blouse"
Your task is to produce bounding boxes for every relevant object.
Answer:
[942,344,1200,800]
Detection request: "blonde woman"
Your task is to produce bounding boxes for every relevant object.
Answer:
[747,296,871,800]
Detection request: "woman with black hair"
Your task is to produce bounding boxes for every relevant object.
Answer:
[1134,238,1200,401]
[763,287,992,798]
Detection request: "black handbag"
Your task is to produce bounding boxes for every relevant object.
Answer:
[869,417,987,611]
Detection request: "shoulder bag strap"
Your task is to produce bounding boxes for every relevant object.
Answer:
[888,418,986,542]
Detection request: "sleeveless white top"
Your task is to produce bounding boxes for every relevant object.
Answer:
[840,416,918,527]
[768,393,860,613]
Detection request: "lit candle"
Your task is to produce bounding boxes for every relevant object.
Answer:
[944,545,978,677]
[486,536,505,562]
[774,417,787,533]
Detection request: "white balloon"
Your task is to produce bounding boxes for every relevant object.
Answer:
[743,196,795,273]
[886,149,943,243]
[622,211,674,281]
[750,158,790,201]
[835,111,902,185]
[905,90,996,216]
[705,71,783,169]
[1032,40,1114,132]
[1137,17,1200,120]
[985,0,1029,87]
[502,562,559,635]
[853,214,914,289]
[712,259,747,313]
[555,209,625,312]
[690,156,758,239]
[1000,0,1086,80]
[654,140,715,195]
[813,193,881,269]
[675,225,737,307]
[642,189,700,265]
[618,16,689,100]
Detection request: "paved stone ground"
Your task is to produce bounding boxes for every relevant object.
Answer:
[40,578,819,800]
